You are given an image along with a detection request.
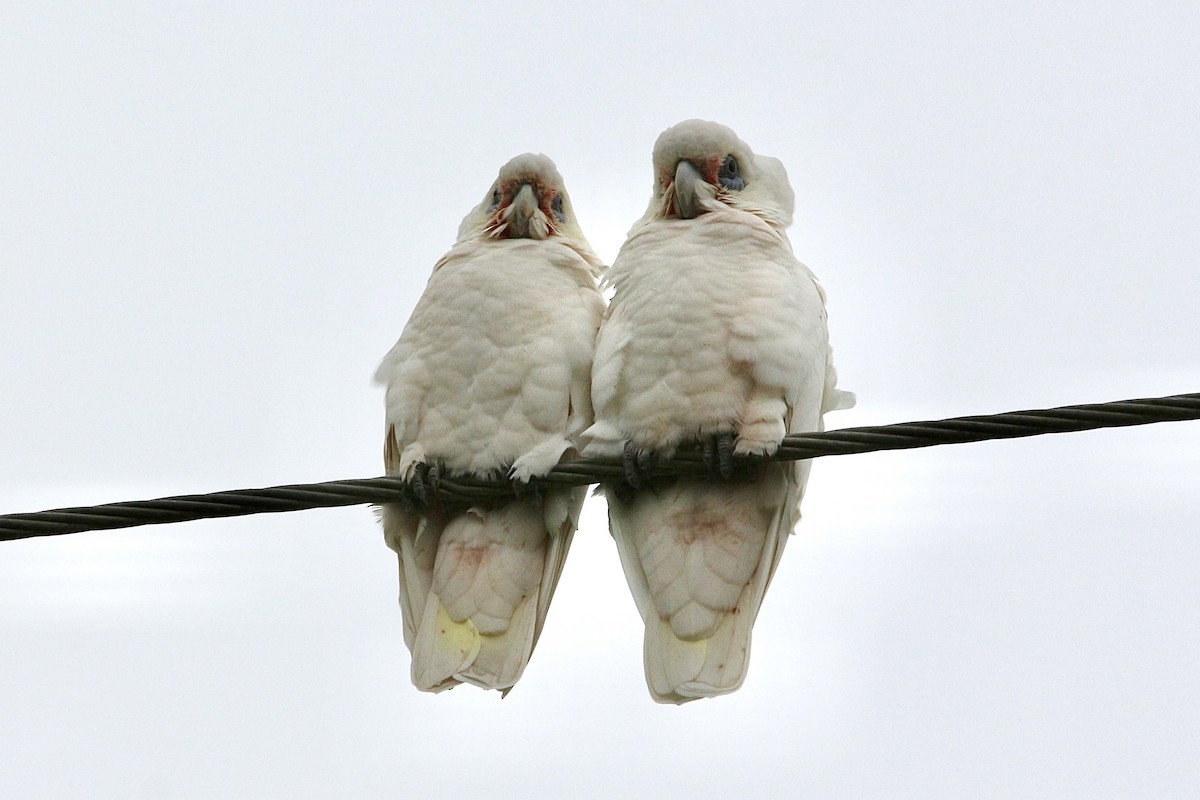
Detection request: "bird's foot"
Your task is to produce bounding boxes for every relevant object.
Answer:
[622,441,655,489]
[509,475,543,505]
[409,461,441,507]
[702,431,736,478]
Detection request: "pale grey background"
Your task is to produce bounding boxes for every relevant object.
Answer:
[2,2,1198,798]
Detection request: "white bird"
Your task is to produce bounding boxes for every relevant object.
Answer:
[584,120,853,703]
[375,153,605,695]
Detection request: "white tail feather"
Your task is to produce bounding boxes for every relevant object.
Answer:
[382,491,579,695]
[608,466,796,704]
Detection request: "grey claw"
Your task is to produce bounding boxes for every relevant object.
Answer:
[411,463,430,505]
[702,432,736,478]
[623,442,654,489]
[716,432,735,478]
[409,462,442,508]
[623,442,642,488]
[511,476,542,504]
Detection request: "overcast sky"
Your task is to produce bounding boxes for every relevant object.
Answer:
[2,2,1198,798]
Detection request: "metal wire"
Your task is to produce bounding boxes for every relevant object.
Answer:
[2,392,1197,542]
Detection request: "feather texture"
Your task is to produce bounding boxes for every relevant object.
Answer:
[584,120,852,702]
[376,154,605,694]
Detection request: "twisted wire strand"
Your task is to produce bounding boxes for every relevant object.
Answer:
[2,392,1196,542]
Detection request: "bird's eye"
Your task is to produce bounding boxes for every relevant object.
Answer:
[718,156,744,191]
[488,189,502,211]
[550,194,565,222]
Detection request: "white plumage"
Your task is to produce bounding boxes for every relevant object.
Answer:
[375,153,605,694]
[584,120,853,703]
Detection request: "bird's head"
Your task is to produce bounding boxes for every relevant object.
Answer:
[645,119,794,229]
[457,153,582,243]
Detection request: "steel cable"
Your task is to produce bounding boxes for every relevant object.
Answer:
[2,392,1196,542]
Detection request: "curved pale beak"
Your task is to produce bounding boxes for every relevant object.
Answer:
[507,183,539,237]
[673,160,704,219]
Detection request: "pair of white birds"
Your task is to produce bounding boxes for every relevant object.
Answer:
[374,120,854,704]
